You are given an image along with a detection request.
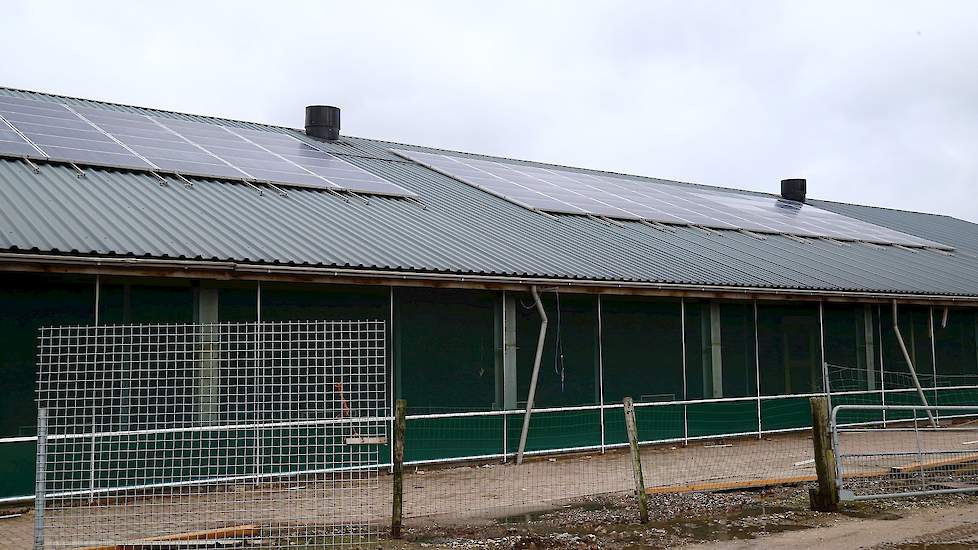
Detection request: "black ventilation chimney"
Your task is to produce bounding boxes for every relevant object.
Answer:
[781,178,807,203]
[305,105,340,140]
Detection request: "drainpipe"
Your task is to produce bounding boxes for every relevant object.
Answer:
[892,300,937,427]
[517,286,548,464]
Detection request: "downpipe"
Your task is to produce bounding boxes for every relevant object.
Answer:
[892,300,938,427]
[517,286,548,464]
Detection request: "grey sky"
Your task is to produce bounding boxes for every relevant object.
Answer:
[3,1,977,221]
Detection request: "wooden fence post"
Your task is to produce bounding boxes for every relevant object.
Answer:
[623,397,649,523]
[392,399,406,538]
[809,396,840,512]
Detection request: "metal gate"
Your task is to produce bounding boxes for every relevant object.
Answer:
[832,405,978,501]
[34,320,389,549]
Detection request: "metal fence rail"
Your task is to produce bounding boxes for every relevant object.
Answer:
[34,320,388,549]
[832,405,978,501]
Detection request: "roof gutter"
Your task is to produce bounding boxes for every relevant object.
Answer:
[2,251,978,305]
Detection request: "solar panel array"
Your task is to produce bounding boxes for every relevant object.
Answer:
[393,149,951,249]
[0,95,415,197]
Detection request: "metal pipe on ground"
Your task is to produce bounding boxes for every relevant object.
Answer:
[517,286,548,465]
[892,300,937,427]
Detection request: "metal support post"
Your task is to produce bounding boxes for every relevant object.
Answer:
[680,299,689,445]
[34,407,48,550]
[597,295,606,453]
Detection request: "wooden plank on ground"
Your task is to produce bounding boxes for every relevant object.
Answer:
[891,452,978,473]
[645,475,817,495]
[644,469,891,495]
[80,524,259,550]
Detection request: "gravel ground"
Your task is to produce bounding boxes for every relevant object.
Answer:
[380,485,978,550]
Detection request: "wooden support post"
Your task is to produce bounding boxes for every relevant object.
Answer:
[623,397,649,523]
[809,396,840,512]
[392,399,406,539]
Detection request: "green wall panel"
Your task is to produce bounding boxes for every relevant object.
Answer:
[687,400,757,437]
[397,287,496,414]
[758,303,822,396]
[505,409,602,454]
[885,390,926,421]
[832,392,884,425]
[0,273,95,499]
[406,416,503,462]
[760,397,809,431]
[936,388,978,407]
[635,405,684,442]
[99,280,194,324]
[600,297,683,405]
[0,440,35,498]
[516,293,598,408]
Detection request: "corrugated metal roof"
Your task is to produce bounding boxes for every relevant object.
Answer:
[1,87,977,297]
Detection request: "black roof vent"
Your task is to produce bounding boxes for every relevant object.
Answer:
[305,105,340,140]
[781,178,807,203]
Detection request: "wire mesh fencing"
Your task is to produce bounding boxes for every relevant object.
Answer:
[35,320,388,549]
[833,405,978,501]
[397,396,820,524]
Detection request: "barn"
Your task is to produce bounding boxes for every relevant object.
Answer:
[2,86,978,502]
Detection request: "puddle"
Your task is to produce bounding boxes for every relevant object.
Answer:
[651,504,810,542]
[495,500,816,542]
[839,509,903,521]
[495,501,610,524]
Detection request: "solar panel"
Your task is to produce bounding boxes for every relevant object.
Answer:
[234,127,416,197]
[393,149,952,249]
[0,115,42,158]
[74,107,251,182]
[0,95,416,197]
[0,97,153,170]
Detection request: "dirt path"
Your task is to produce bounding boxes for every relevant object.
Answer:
[379,487,978,549]
[689,502,978,549]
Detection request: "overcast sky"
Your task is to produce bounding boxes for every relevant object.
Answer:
[3,1,977,221]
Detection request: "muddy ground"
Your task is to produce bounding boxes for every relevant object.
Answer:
[380,484,978,550]
[2,486,976,548]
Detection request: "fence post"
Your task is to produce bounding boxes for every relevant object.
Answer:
[623,397,649,523]
[809,396,840,512]
[34,407,47,550]
[391,399,406,539]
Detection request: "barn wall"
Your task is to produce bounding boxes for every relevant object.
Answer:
[3,272,978,499]
[0,273,96,498]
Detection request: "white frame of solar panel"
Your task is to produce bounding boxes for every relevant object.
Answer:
[391,148,951,250]
[0,95,416,198]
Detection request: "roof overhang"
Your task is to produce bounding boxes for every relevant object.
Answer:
[2,251,977,307]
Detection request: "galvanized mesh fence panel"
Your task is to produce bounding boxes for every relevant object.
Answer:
[834,406,978,501]
[827,362,978,501]
[35,320,387,549]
